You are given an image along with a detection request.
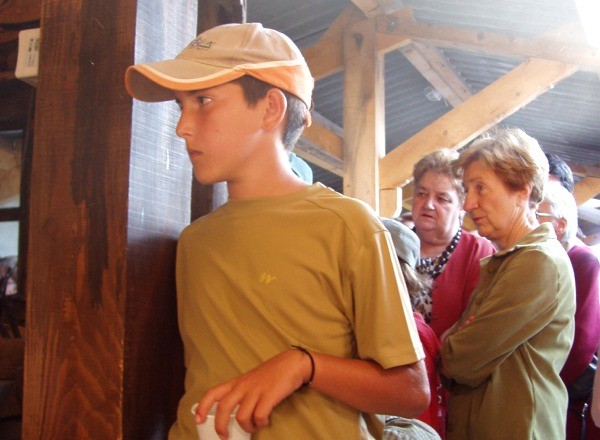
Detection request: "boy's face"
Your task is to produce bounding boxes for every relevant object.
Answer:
[174,82,265,185]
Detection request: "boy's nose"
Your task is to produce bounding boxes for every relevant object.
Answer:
[175,112,192,139]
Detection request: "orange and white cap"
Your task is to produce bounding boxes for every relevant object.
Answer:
[125,23,314,114]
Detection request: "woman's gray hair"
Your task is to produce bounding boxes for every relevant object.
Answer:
[542,180,579,244]
[454,128,549,209]
[413,148,464,202]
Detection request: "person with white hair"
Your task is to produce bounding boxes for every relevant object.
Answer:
[538,180,600,440]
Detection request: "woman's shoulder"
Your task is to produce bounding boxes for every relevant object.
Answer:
[568,244,600,266]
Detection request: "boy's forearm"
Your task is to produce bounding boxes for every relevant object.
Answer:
[309,352,430,418]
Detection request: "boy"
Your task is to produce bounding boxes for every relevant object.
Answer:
[125,22,427,439]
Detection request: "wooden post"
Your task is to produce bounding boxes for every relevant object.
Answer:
[342,18,385,211]
[22,0,200,438]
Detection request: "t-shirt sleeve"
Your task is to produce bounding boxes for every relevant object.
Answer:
[348,229,425,368]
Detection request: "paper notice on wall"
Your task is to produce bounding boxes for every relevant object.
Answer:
[15,28,41,87]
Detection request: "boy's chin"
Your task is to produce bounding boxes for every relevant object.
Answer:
[194,173,225,186]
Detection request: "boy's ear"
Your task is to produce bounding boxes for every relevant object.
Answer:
[262,88,287,132]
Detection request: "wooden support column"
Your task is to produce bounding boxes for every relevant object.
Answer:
[343,18,385,211]
[23,0,199,438]
[380,187,402,218]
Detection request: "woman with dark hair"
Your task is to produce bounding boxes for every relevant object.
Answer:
[441,128,576,439]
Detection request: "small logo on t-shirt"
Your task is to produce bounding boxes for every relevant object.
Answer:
[259,272,276,285]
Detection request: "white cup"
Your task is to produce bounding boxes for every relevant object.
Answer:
[191,403,251,440]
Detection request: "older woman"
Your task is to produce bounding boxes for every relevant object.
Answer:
[441,128,576,439]
[411,149,495,337]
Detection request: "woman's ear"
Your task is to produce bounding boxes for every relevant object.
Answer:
[554,217,568,238]
[517,182,533,207]
[262,88,287,132]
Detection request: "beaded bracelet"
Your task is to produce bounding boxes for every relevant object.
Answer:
[291,345,315,386]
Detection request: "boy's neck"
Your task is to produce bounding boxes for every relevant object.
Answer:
[227,174,309,200]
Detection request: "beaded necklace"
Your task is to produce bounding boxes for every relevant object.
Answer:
[417,229,462,279]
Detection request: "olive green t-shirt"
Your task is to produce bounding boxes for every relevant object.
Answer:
[169,183,424,440]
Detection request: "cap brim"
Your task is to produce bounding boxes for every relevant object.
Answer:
[125,58,245,102]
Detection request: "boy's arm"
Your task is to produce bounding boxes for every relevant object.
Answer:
[194,348,429,437]
[311,351,429,415]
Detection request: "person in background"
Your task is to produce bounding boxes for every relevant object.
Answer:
[538,180,600,440]
[546,152,575,193]
[289,151,313,184]
[411,149,495,338]
[382,218,444,439]
[441,128,576,439]
[125,22,428,440]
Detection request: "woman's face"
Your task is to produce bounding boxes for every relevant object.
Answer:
[412,170,462,243]
[462,159,529,249]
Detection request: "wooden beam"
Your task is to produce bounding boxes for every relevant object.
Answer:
[380,187,402,218]
[294,142,343,176]
[296,111,343,176]
[569,162,600,178]
[302,5,364,80]
[400,41,472,107]
[306,6,599,85]
[574,177,600,205]
[379,58,577,189]
[377,10,600,72]
[301,111,343,160]
[0,207,19,221]
[351,0,406,17]
[343,18,385,210]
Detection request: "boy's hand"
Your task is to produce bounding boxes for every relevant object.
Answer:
[194,348,311,438]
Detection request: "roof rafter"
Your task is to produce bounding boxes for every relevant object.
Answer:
[379,58,578,188]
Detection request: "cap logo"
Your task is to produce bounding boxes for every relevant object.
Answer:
[188,38,213,49]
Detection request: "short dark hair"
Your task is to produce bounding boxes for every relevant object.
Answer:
[234,76,309,151]
[545,153,574,193]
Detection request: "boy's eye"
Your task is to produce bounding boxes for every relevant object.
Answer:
[197,96,212,106]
